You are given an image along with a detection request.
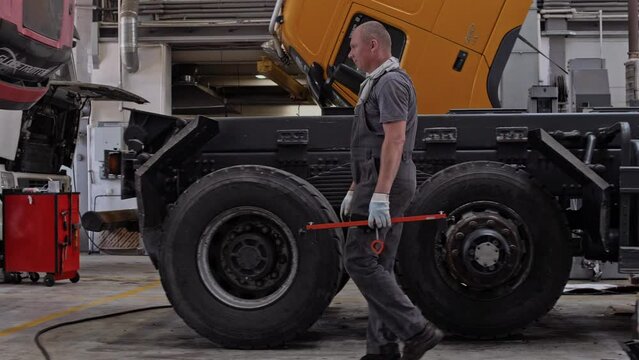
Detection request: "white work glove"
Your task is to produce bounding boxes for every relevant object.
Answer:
[368,193,391,229]
[340,190,354,221]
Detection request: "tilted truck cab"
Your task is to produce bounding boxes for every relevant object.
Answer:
[274,0,530,113]
[0,0,76,110]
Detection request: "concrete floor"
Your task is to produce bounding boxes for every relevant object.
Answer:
[0,255,635,360]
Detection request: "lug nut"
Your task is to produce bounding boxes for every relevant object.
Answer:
[501,228,511,235]
[487,220,496,227]
[455,232,465,240]
[469,221,478,228]
[451,249,459,256]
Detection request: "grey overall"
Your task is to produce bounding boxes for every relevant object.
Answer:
[345,69,427,355]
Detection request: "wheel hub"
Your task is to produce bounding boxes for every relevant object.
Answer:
[219,220,288,292]
[237,247,261,270]
[443,207,528,292]
[228,233,275,277]
[461,228,509,275]
[473,240,500,268]
[197,207,298,309]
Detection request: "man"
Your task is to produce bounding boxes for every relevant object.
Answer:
[340,21,444,360]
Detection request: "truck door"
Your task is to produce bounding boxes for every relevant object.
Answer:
[327,2,483,114]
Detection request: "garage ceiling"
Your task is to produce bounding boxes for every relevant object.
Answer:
[94,0,311,114]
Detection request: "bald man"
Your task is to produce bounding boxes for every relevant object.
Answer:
[340,21,443,360]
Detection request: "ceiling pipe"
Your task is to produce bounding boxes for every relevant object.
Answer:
[629,0,639,59]
[120,0,139,73]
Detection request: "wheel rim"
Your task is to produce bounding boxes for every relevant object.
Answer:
[197,206,299,309]
[434,201,534,300]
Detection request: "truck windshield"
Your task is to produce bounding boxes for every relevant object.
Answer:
[23,0,64,40]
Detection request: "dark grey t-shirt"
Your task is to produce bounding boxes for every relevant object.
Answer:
[363,70,418,136]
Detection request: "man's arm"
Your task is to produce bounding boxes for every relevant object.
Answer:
[374,120,406,194]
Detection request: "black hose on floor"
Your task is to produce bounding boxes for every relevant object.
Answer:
[34,305,172,360]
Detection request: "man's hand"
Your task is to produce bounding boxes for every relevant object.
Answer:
[340,190,354,221]
[368,193,391,228]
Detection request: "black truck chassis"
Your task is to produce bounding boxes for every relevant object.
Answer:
[85,108,639,348]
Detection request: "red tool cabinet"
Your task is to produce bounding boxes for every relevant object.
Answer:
[2,191,81,287]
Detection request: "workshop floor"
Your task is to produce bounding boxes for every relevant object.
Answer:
[0,255,635,360]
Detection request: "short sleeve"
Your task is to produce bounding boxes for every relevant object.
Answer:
[376,73,410,123]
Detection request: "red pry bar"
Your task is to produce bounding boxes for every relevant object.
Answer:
[305,213,447,231]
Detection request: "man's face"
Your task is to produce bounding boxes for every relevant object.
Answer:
[348,28,373,73]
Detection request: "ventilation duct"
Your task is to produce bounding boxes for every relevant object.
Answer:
[120,0,139,73]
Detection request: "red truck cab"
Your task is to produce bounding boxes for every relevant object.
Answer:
[0,0,75,110]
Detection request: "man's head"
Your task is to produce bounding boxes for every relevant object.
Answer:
[348,21,392,73]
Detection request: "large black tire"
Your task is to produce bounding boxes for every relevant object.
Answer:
[398,161,571,338]
[160,165,343,349]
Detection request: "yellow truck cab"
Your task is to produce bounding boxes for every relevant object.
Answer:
[273,0,531,114]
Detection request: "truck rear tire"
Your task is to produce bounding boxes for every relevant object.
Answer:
[398,161,571,338]
[160,165,343,348]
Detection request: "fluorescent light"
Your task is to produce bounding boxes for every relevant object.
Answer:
[255,74,267,79]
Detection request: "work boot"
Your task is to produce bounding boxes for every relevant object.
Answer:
[401,323,444,360]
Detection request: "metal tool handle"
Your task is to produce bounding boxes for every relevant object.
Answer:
[371,228,384,255]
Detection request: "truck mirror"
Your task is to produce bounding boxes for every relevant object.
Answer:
[330,64,365,94]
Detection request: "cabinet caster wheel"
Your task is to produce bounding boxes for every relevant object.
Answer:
[44,275,55,287]
[29,272,40,283]
[12,273,22,284]
[70,273,80,283]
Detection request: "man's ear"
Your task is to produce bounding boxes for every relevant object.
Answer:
[370,38,378,51]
